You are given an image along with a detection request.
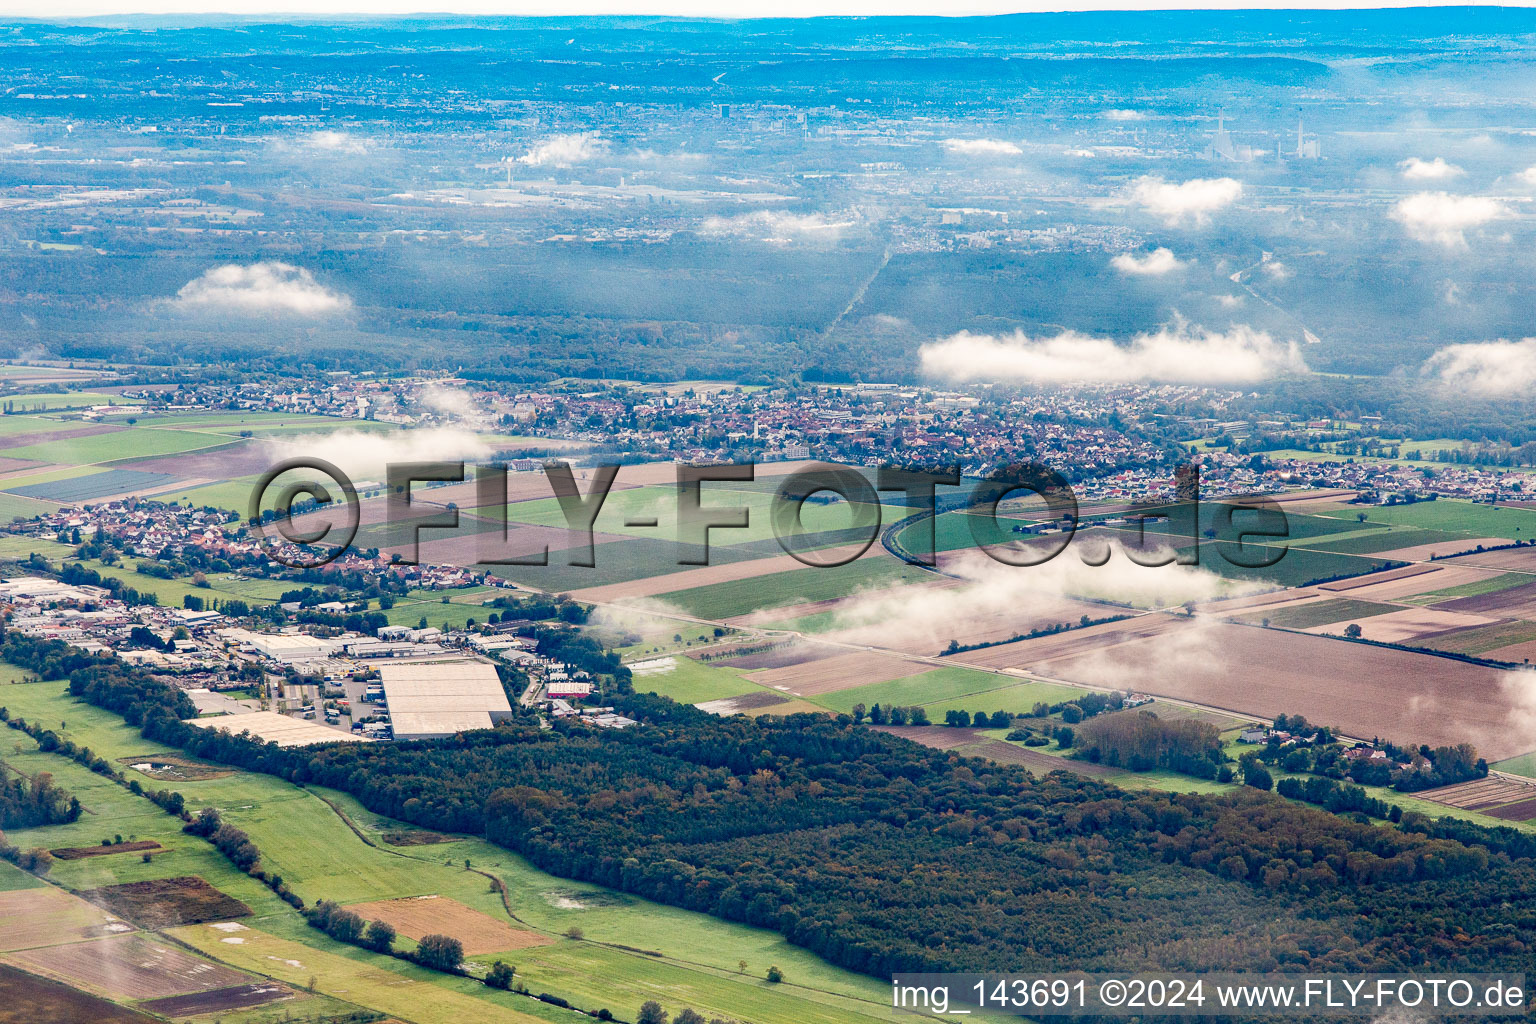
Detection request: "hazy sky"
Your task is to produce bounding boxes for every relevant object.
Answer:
[1,0,1530,17]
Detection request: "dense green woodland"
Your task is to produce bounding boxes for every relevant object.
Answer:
[0,761,80,829]
[5,632,1535,983]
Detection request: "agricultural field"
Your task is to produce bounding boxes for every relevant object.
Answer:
[0,671,931,1024]
[1027,620,1532,759]
[0,964,156,1024]
[653,553,933,620]
[1321,500,1536,542]
[0,392,140,412]
[807,666,1074,716]
[627,656,763,704]
[1233,597,1397,629]
[343,896,550,955]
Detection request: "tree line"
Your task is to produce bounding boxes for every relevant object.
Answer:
[8,629,1536,988]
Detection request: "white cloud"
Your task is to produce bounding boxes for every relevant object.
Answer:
[1064,147,1096,158]
[1422,338,1536,396]
[919,323,1306,385]
[415,384,489,427]
[305,130,367,154]
[1517,166,1536,186]
[1128,176,1242,226]
[700,209,854,243]
[1390,192,1508,247]
[518,132,607,167]
[1103,109,1146,121]
[171,262,350,316]
[819,545,1249,655]
[940,137,1022,156]
[1399,156,1464,181]
[266,426,492,482]
[1111,247,1186,276]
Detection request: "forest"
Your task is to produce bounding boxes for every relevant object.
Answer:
[5,631,1536,985]
[0,762,80,829]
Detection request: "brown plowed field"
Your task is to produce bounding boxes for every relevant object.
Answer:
[0,963,155,1024]
[870,725,984,750]
[1033,620,1531,760]
[1440,581,1536,620]
[1318,564,1439,592]
[2,934,249,1000]
[0,888,124,952]
[960,740,1121,777]
[82,877,250,929]
[750,650,930,696]
[1445,548,1536,572]
[344,896,549,956]
[946,613,1183,671]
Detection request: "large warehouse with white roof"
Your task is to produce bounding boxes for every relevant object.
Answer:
[379,660,514,740]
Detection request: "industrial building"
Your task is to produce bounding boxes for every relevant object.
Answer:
[379,660,514,740]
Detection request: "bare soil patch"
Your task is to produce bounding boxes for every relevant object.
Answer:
[0,963,154,1024]
[0,888,125,952]
[751,650,929,696]
[946,613,1184,671]
[1333,565,1499,602]
[51,841,161,861]
[3,934,250,1001]
[345,895,549,956]
[1318,563,1440,592]
[695,691,790,715]
[716,643,822,670]
[83,877,251,929]
[1373,537,1510,562]
[870,725,984,750]
[381,830,453,847]
[961,739,1122,777]
[1307,607,1498,644]
[1440,581,1536,620]
[139,982,295,1017]
[1445,547,1536,572]
[1034,620,1532,760]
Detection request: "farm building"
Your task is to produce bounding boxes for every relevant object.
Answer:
[379,659,514,740]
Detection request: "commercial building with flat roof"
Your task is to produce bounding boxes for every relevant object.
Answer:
[379,660,513,740]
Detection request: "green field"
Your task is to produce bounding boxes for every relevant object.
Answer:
[0,413,102,437]
[1299,526,1467,556]
[1493,751,1536,780]
[0,673,915,1024]
[1321,500,1536,542]
[1415,620,1536,657]
[0,391,140,411]
[0,535,76,561]
[655,554,933,619]
[628,656,758,704]
[1403,572,1534,605]
[2,426,233,465]
[500,484,884,548]
[0,494,62,524]
[805,665,1076,716]
[1235,597,1397,630]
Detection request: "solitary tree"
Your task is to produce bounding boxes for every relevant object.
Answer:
[638,1000,669,1024]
